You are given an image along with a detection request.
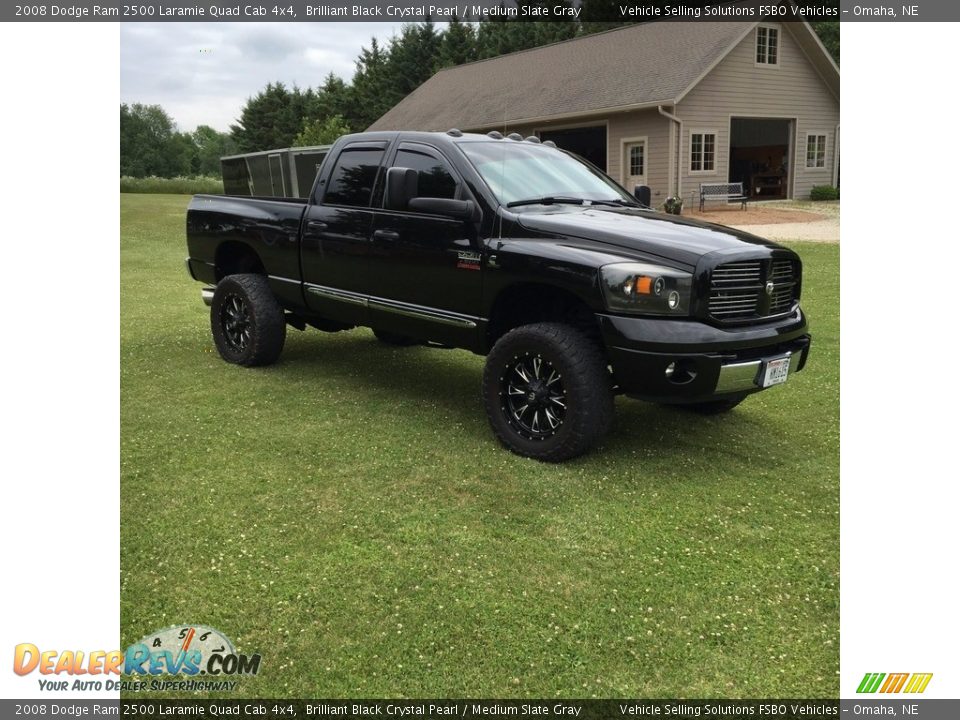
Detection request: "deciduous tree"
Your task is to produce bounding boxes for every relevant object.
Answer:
[294,114,352,147]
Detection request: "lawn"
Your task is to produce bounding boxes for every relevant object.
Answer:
[120,194,839,698]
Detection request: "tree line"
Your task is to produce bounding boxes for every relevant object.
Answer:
[231,16,587,155]
[120,104,236,177]
[121,16,839,177]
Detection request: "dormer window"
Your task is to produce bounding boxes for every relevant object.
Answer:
[756,26,779,66]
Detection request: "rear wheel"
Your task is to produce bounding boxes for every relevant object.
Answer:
[210,274,286,367]
[482,323,613,462]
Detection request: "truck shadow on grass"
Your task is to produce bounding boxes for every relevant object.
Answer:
[275,329,797,468]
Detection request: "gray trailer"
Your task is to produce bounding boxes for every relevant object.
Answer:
[220,145,332,198]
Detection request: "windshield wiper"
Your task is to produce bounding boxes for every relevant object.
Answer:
[589,198,642,208]
[506,196,586,208]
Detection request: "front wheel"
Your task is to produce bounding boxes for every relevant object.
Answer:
[482,323,613,462]
[210,274,286,367]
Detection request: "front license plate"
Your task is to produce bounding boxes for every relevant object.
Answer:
[761,356,791,388]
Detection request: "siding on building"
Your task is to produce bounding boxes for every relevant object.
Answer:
[606,112,673,204]
[675,22,840,201]
[378,22,838,204]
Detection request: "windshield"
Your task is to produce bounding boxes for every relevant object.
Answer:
[458,141,637,207]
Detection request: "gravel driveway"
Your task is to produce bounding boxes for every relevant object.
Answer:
[682,201,840,243]
[731,218,840,242]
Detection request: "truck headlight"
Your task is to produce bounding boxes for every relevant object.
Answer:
[599,262,692,316]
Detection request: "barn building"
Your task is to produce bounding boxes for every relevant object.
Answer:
[368,21,840,205]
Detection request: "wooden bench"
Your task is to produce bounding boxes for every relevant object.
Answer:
[699,182,749,212]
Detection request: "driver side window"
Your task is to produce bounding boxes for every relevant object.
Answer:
[394,147,458,201]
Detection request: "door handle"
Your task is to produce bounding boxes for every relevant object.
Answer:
[373,229,400,242]
[306,220,328,232]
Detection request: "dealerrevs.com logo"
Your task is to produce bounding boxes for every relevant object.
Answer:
[856,673,933,694]
[13,625,261,692]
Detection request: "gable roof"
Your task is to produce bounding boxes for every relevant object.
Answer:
[369,22,755,132]
[368,20,839,133]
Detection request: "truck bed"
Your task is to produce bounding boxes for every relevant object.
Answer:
[186,194,309,290]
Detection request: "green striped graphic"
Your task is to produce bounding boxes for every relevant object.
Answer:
[857,673,886,693]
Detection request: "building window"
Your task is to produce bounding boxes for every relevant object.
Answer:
[756,26,779,65]
[806,134,827,168]
[629,144,644,177]
[691,132,716,172]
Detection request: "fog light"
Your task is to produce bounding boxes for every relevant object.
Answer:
[665,360,698,385]
[667,291,680,310]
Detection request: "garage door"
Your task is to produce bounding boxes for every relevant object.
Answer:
[538,125,607,172]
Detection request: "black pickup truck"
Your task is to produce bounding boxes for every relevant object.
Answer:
[186,130,810,462]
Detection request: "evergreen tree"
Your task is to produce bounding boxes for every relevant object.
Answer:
[230,82,303,152]
[437,16,477,69]
[385,23,442,101]
[350,37,394,129]
[532,4,580,46]
[812,21,840,64]
[578,0,631,33]
[288,85,317,136]
[502,13,543,53]
[315,72,351,121]
[418,19,442,73]
[476,8,513,59]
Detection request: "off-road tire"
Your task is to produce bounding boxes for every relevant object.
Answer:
[210,274,286,367]
[373,329,420,346]
[482,323,613,462]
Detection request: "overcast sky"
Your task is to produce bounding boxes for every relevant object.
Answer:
[121,23,408,133]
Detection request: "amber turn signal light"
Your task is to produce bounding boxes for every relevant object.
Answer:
[634,276,653,295]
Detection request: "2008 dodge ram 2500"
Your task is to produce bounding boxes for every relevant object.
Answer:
[186,130,810,462]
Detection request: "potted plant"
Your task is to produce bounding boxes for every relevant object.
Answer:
[663,196,683,215]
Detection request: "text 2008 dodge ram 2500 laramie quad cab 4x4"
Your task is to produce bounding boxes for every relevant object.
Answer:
[186,130,810,462]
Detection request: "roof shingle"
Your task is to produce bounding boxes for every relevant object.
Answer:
[368,22,755,132]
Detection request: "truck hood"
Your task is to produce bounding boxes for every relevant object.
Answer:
[514,206,783,267]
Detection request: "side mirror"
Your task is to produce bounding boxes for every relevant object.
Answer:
[384,167,418,211]
[408,197,476,221]
[633,184,651,207]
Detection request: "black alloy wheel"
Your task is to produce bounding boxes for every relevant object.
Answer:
[210,273,286,367]
[482,322,613,462]
[220,294,251,353]
[501,353,567,440]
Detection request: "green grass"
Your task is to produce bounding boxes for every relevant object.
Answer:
[121,175,224,194]
[121,194,839,698]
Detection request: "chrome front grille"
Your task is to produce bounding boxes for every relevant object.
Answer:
[708,258,799,321]
[711,260,763,286]
[771,259,794,282]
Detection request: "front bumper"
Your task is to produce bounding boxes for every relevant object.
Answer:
[600,308,811,402]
